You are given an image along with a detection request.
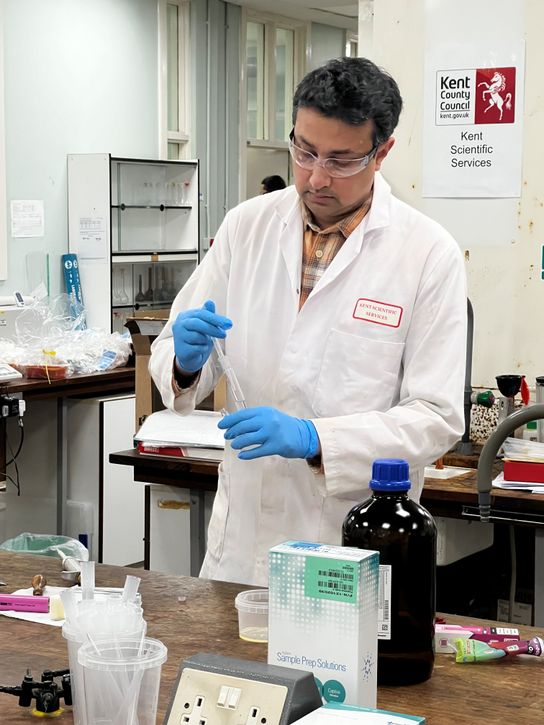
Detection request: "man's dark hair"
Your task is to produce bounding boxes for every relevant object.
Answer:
[261,175,287,192]
[292,57,402,144]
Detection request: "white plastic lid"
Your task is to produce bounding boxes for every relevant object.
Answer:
[235,589,269,614]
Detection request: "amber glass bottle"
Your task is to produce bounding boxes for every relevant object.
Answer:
[342,458,437,686]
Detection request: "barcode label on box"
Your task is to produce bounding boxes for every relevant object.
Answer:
[304,558,359,603]
[378,565,392,640]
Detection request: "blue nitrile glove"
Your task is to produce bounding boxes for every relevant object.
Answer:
[172,300,232,374]
[218,406,319,461]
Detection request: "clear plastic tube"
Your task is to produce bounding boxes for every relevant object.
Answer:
[80,560,95,601]
[121,575,141,603]
[212,338,247,410]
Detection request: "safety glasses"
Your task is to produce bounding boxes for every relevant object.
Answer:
[288,130,378,178]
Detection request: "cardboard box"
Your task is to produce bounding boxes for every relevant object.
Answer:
[268,541,379,709]
[292,702,425,723]
[125,310,170,429]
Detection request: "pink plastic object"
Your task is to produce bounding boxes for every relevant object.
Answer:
[0,594,49,612]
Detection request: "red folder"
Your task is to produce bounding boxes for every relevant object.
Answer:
[137,441,223,461]
[503,459,544,484]
[137,442,184,457]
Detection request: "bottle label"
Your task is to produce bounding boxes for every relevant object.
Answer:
[304,557,359,604]
[378,564,392,640]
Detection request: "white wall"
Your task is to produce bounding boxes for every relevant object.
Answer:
[366,0,544,391]
[309,22,346,70]
[2,0,159,298]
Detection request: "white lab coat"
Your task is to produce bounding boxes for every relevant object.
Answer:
[150,172,467,586]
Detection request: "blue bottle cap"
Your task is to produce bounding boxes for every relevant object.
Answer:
[369,458,411,492]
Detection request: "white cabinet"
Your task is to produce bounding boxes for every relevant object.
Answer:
[67,395,144,565]
[145,484,213,576]
[68,154,200,332]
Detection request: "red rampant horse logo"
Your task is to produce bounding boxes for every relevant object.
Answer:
[475,68,515,124]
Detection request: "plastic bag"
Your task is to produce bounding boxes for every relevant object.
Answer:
[0,294,132,376]
[503,436,544,461]
[0,532,89,560]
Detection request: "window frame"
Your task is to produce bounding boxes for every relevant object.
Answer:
[158,0,191,159]
[345,30,359,58]
[241,9,308,147]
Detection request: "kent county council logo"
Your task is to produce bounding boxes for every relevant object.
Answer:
[435,66,515,126]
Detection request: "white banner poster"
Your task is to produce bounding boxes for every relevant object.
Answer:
[423,43,524,198]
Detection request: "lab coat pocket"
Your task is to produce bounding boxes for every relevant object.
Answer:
[313,329,405,417]
[206,462,230,561]
[260,458,288,513]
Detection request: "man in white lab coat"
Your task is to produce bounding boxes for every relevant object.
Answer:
[150,57,467,586]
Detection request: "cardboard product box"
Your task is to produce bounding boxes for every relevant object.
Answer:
[125,310,170,429]
[292,702,425,723]
[268,541,379,709]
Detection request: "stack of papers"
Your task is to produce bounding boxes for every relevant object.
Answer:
[502,436,544,462]
[492,472,544,494]
[134,409,224,461]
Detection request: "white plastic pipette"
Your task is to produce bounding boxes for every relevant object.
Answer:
[212,337,247,410]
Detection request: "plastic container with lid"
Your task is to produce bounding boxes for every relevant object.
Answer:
[342,458,437,686]
[77,637,166,725]
[234,589,268,643]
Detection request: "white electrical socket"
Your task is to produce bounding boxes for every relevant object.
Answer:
[166,667,289,724]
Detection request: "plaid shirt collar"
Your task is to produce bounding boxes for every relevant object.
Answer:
[300,196,372,239]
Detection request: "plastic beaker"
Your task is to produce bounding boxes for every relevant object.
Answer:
[63,614,146,725]
[77,637,167,725]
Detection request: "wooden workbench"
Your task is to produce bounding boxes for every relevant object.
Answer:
[0,551,542,723]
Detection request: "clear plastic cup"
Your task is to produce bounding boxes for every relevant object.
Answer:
[234,589,268,642]
[63,622,87,725]
[77,637,167,725]
[63,613,146,725]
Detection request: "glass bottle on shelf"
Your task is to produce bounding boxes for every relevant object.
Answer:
[154,267,165,302]
[143,267,154,301]
[135,274,145,303]
[166,268,177,299]
[157,266,163,302]
[112,267,121,304]
[118,268,129,305]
